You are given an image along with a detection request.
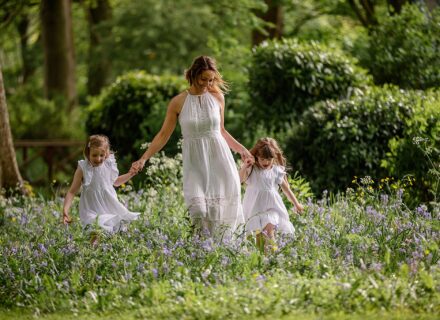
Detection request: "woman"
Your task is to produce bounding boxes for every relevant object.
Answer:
[131,56,254,237]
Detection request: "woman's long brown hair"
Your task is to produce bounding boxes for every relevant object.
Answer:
[185,55,228,95]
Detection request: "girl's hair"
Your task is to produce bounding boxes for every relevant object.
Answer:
[250,137,287,168]
[184,55,229,95]
[83,134,111,161]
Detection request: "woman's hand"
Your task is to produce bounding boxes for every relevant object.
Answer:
[131,158,147,173]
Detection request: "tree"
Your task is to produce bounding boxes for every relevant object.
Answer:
[85,0,112,96]
[252,0,284,46]
[0,66,24,192]
[40,0,76,111]
[0,0,40,84]
[347,0,419,28]
[347,0,379,28]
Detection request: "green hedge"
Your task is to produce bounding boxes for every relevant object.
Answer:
[248,39,368,130]
[285,85,440,204]
[86,71,186,165]
[366,5,440,89]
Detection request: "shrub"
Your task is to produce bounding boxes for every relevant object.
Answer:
[285,85,440,201]
[248,39,368,130]
[85,71,187,166]
[8,79,83,140]
[382,90,440,205]
[366,5,440,89]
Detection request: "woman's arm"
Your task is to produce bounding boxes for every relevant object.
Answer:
[131,94,182,172]
[62,167,83,223]
[280,177,304,213]
[213,92,254,162]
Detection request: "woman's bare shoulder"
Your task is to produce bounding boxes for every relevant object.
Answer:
[209,90,225,106]
[169,91,188,112]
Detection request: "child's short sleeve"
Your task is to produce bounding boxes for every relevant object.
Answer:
[105,154,119,183]
[78,159,92,186]
[275,165,286,185]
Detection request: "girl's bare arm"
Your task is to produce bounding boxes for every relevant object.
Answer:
[62,167,83,223]
[280,177,304,213]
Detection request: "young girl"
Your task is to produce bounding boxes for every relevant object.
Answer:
[63,135,140,233]
[240,138,304,250]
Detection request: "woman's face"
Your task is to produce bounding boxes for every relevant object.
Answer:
[257,157,274,170]
[89,147,108,167]
[196,70,215,90]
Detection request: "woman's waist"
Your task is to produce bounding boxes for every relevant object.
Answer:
[182,130,222,140]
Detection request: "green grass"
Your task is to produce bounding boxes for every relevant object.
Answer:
[0,309,437,320]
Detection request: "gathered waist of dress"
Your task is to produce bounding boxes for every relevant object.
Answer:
[182,130,222,140]
[247,185,278,192]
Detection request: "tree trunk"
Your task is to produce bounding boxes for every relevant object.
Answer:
[40,0,76,111]
[252,0,283,47]
[0,66,24,192]
[86,0,112,96]
[347,0,378,28]
[16,12,37,84]
[387,0,408,14]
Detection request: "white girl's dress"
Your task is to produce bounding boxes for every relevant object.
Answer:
[243,165,295,234]
[78,154,140,232]
[178,91,244,236]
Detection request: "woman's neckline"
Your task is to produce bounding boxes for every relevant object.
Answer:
[186,89,208,96]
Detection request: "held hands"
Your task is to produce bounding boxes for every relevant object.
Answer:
[240,148,254,168]
[128,166,139,177]
[131,158,147,174]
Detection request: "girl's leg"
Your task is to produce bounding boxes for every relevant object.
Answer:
[256,223,276,254]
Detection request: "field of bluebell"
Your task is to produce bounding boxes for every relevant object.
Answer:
[1,152,438,319]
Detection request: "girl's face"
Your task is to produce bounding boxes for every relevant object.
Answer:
[257,157,274,170]
[89,147,108,167]
[196,70,215,91]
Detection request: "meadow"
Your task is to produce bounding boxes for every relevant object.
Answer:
[0,152,438,319]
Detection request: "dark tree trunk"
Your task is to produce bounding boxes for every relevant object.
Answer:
[0,66,24,192]
[16,12,37,84]
[388,0,409,14]
[252,0,284,47]
[347,0,378,28]
[40,0,76,111]
[86,0,112,96]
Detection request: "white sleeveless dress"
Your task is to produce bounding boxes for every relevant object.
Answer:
[78,154,140,233]
[243,165,295,234]
[178,91,244,236]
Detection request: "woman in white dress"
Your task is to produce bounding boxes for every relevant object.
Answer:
[131,56,254,237]
[239,138,304,251]
[63,134,140,233]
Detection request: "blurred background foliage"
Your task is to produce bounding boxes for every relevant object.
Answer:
[1,0,439,205]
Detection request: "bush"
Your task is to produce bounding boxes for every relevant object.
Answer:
[382,90,440,205]
[248,39,368,130]
[8,79,84,140]
[285,85,440,203]
[86,71,187,166]
[365,5,440,89]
